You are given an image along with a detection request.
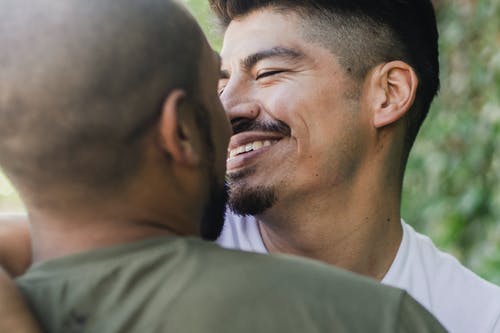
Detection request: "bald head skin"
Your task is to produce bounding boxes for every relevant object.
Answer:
[0,0,203,197]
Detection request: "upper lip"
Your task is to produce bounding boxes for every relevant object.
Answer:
[228,131,284,151]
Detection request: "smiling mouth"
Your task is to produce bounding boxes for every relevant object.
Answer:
[228,139,279,160]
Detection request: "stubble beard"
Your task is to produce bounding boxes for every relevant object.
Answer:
[226,118,290,217]
[199,173,228,241]
[194,102,228,241]
[227,167,277,216]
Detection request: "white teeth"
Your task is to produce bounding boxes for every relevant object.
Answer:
[228,140,277,159]
[237,146,246,155]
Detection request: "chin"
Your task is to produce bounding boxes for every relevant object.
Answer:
[228,182,276,216]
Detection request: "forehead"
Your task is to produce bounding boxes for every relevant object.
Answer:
[220,9,307,61]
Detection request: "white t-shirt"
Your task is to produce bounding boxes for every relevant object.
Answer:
[217,212,500,333]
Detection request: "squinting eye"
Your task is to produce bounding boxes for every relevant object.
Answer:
[217,80,227,96]
[256,70,284,80]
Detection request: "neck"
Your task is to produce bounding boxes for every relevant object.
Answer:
[29,208,197,263]
[257,164,403,280]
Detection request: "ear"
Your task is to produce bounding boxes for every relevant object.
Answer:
[368,61,418,128]
[158,89,201,167]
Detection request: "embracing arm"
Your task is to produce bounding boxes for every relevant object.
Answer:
[0,214,32,277]
[0,267,42,333]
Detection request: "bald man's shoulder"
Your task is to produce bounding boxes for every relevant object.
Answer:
[16,237,445,332]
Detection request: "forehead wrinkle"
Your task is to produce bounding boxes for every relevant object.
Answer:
[241,46,305,71]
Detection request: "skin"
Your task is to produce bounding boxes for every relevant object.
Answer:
[0,268,41,332]
[220,9,418,279]
[0,215,31,276]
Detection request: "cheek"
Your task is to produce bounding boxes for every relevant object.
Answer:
[264,88,311,139]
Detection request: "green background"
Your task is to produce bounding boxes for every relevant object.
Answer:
[1,0,499,284]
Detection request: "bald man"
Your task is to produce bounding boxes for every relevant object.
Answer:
[0,0,445,332]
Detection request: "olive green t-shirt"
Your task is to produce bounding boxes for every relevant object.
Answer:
[17,237,444,332]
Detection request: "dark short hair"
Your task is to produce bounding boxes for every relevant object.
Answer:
[0,0,203,193]
[210,0,440,153]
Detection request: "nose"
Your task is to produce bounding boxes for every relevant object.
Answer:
[220,70,263,130]
[220,72,261,119]
[224,101,261,124]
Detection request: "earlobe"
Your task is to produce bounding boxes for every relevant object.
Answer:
[158,89,200,166]
[371,61,418,128]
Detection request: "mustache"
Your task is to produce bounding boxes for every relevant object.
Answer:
[231,118,291,137]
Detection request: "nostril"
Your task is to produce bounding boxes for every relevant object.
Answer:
[231,118,249,135]
[231,117,245,126]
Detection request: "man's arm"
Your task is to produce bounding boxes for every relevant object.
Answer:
[0,267,41,333]
[0,214,31,277]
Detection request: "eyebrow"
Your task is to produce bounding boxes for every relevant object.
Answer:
[220,46,304,79]
[242,46,304,71]
[220,68,230,80]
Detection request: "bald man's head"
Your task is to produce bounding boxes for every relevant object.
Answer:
[0,0,204,197]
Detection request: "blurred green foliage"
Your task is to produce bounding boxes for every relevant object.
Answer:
[403,0,500,284]
[1,0,498,283]
[0,173,23,212]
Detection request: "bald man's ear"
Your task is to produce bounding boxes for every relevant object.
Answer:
[159,90,201,167]
[368,61,418,128]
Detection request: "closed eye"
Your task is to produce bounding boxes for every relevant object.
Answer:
[256,70,285,80]
[218,80,227,96]
[218,86,225,96]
